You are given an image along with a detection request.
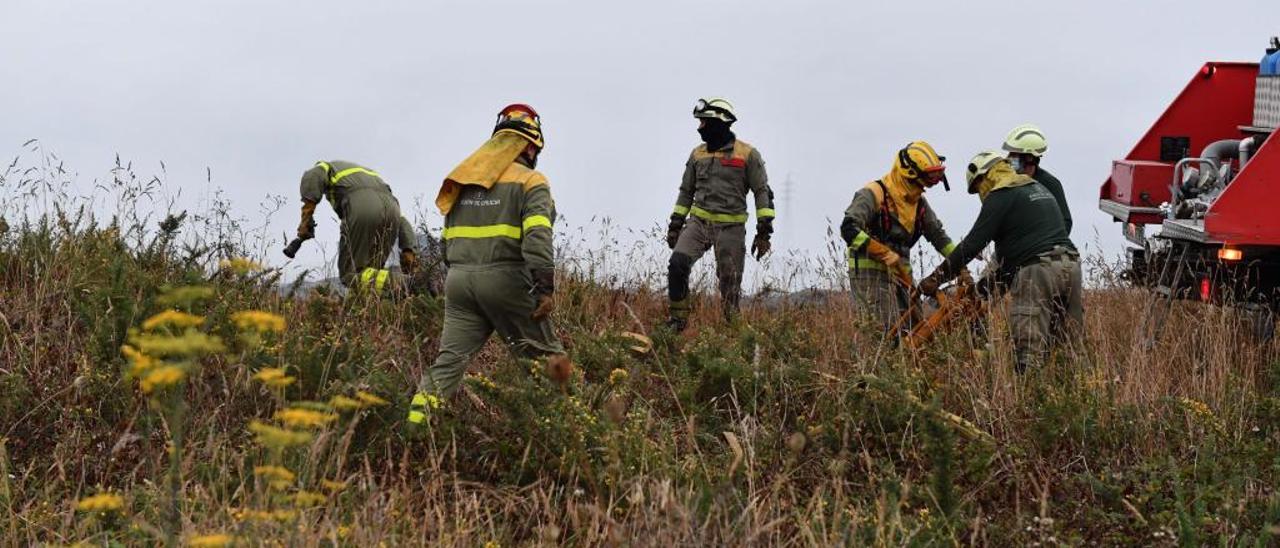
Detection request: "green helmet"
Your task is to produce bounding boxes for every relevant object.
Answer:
[965,150,1005,193]
[1002,124,1048,157]
[692,97,737,123]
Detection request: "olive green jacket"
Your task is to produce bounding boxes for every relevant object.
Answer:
[442,160,555,270]
[300,160,416,252]
[671,139,774,225]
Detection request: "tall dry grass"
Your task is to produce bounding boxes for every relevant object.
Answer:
[1,146,1279,546]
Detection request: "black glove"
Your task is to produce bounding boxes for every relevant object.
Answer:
[839,217,858,247]
[666,216,686,249]
[751,235,771,260]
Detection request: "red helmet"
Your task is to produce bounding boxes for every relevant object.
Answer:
[493,103,544,149]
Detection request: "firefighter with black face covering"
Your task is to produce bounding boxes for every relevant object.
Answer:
[665,97,775,331]
[839,141,956,339]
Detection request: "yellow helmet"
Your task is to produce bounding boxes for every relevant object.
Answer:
[1002,124,1047,157]
[692,97,737,123]
[895,141,948,189]
[965,150,1006,193]
[493,104,544,149]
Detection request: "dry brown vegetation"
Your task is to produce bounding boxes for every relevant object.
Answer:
[2,148,1279,546]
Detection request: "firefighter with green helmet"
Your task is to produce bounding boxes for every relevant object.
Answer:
[839,141,956,338]
[294,160,418,293]
[407,104,570,425]
[1003,124,1073,238]
[665,97,775,331]
[917,151,1083,372]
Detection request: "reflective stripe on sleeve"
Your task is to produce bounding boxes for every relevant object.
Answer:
[756,208,776,219]
[673,204,690,216]
[442,224,523,240]
[522,215,552,231]
[942,241,957,256]
[850,231,870,250]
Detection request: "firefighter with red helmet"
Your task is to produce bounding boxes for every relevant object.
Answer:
[665,97,775,330]
[408,104,570,425]
[839,141,957,338]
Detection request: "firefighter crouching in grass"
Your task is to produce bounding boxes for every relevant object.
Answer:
[293,160,419,294]
[407,104,571,427]
[917,151,1083,373]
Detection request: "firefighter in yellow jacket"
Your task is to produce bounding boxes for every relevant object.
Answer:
[839,141,956,338]
[408,104,570,425]
[665,97,775,330]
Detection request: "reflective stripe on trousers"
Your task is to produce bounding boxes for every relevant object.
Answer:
[359,268,391,292]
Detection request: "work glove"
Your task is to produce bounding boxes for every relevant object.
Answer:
[297,201,318,240]
[666,216,685,249]
[865,241,909,274]
[400,248,418,276]
[917,272,942,297]
[839,217,858,247]
[530,267,556,321]
[751,235,771,260]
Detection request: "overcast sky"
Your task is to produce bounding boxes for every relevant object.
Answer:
[3,0,1277,288]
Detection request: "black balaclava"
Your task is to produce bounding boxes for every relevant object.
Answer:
[697,119,735,151]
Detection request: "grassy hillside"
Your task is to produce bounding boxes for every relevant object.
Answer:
[3,157,1280,546]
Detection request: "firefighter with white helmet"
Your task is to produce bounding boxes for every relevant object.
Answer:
[1003,124,1073,237]
[665,97,775,330]
[918,151,1083,372]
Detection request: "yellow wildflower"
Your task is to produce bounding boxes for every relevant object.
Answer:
[248,420,313,448]
[252,367,296,389]
[484,541,501,548]
[188,533,236,547]
[121,344,159,376]
[231,310,286,333]
[274,407,337,429]
[465,373,497,391]
[75,492,124,513]
[336,525,352,539]
[253,465,295,484]
[142,309,205,331]
[291,490,327,507]
[231,508,296,522]
[329,395,363,411]
[132,331,225,358]
[156,286,215,308]
[220,257,265,275]
[140,365,186,393]
[354,390,389,407]
[608,368,629,385]
[321,479,347,493]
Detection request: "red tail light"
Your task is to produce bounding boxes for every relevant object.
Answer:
[1200,278,1212,302]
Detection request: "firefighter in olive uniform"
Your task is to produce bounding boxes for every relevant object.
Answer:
[665,97,775,330]
[917,151,1083,372]
[408,104,568,424]
[295,161,418,293]
[839,141,956,338]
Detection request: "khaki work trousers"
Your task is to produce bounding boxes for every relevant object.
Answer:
[849,267,916,339]
[1009,247,1084,370]
[421,265,564,396]
[671,217,747,318]
[338,190,403,293]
